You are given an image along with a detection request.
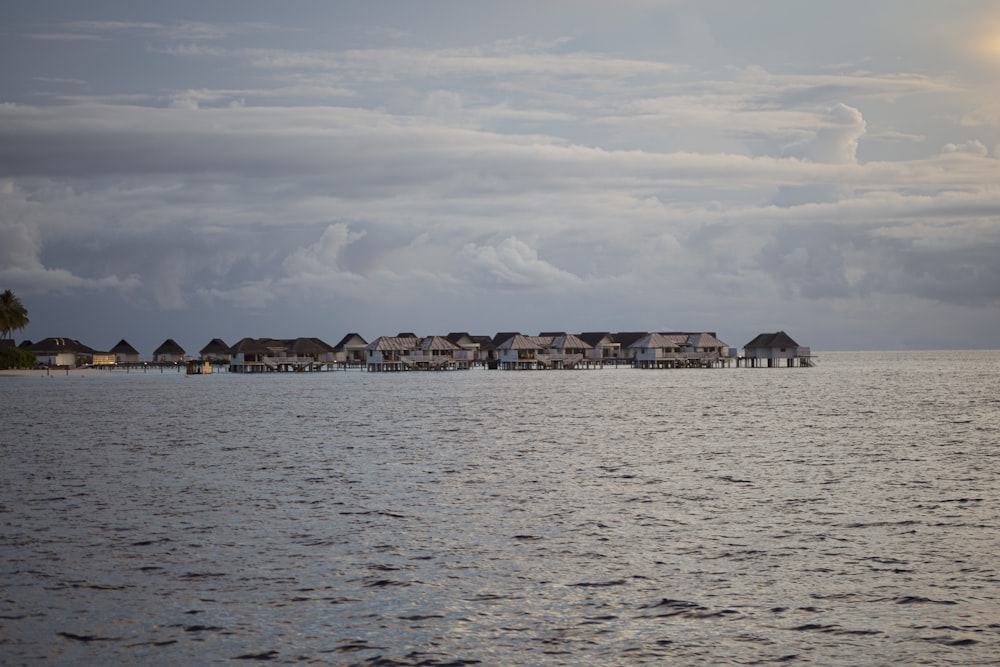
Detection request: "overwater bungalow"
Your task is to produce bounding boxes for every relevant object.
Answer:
[611,332,650,364]
[541,333,593,369]
[493,332,520,347]
[446,332,482,368]
[366,335,420,371]
[153,339,186,363]
[496,334,551,370]
[741,331,814,367]
[229,337,272,373]
[333,333,368,367]
[631,332,735,368]
[680,332,736,367]
[229,337,337,372]
[471,335,498,367]
[579,332,623,364]
[290,337,337,366]
[199,338,231,363]
[110,339,140,364]
[407,335,462,370]
[631,332,688,368]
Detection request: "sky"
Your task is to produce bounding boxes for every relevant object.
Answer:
[2,0,999,354]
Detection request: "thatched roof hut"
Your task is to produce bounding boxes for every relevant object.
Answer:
[199,338,231,360]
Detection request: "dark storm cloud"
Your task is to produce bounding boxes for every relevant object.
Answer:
[894,242,1000,306]
[758,224,1000,307]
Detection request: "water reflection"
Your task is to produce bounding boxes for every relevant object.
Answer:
[2,352,998,664]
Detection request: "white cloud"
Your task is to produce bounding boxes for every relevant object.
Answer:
[168,97,199,110]
[280,223,365,289]
[943,139,989,156]
[781,103,867,164]
[459,236,582,290]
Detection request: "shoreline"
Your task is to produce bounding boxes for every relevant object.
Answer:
[0,367,189,378]
[0,367,109,377]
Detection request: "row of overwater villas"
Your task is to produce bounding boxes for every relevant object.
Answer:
[201,330,812,372]
[17,331,812,371]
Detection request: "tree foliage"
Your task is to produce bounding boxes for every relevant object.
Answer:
[0,289,29,340]
[0,347,36,369]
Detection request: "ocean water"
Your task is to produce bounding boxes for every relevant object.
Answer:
[1,350,999,665]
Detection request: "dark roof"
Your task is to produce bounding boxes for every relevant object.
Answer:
[24,337,96,354]
[229,337,271,355]
[492,332,520,346]
[259,339,292,353]
[612,331,651,348]
[153,338,185,355]
[290,337,335,355]
[332,333,368,349]
[110,339,139,355]
[396,332,418,339]
[471,335,496,351]
[744,331,800,349]
[539,331,566,337]
[199,338,230,356]
[578,332,613,346]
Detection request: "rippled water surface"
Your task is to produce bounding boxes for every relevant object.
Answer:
[2,351,999,665]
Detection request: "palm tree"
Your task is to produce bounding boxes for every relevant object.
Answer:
[0,289,29,341]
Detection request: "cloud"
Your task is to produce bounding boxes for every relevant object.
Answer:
[280,223,365,290]
[168,97,200,110]
[781,103,867,164]
[459,236,582,290]
[0,181,141,295]
[195,280,275,309]
[755,218,1000,308]
[943,139,989,156]
[63,20,163,32]
[27,33,103,42]
[193,224,367,308]
[4,4,1000,349]
[869,129,926,143]
[0,265,140,294]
